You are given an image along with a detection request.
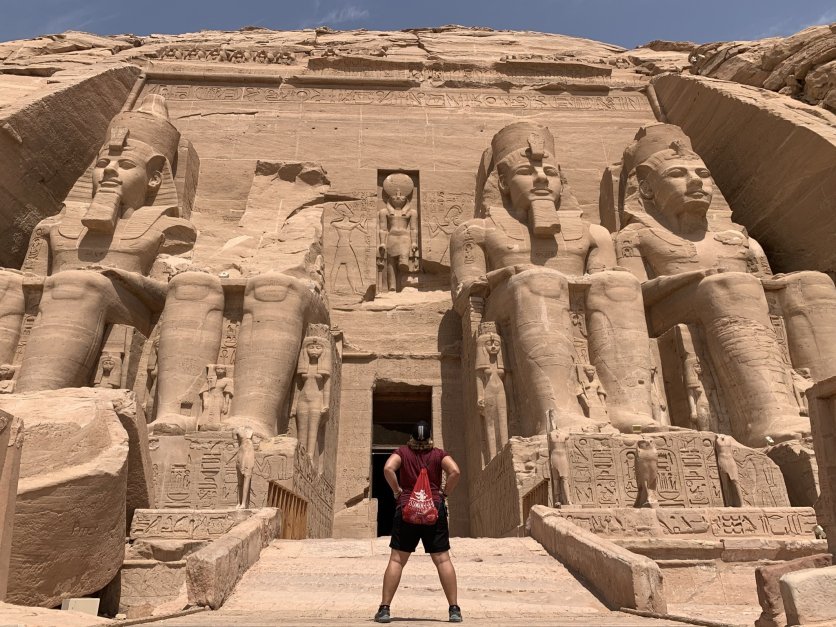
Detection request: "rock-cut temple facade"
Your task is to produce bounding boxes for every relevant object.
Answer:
[0,22,836,624]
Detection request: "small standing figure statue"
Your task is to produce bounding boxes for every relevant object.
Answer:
[634,438,660,508]
[93,353,121,389]
[377,172,419,293]
[683,355,710,431]
[235,426,255,509]
[291,324,332,460]
[715,434,743,507]
[0,364,16,394]
[546,409,572,506]
[475,322,512,461]
[649,365,670,426]
[198,364,234,431]
[791,368,814,417]
[575,363,607,421]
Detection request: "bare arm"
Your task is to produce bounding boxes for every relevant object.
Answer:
[614,226,649,281]
[441,455,461,497]
[450,221,489,315]
[383,453,403,497]
[586,224,617,273]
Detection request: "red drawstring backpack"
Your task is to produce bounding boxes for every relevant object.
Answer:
[402,454,439,525]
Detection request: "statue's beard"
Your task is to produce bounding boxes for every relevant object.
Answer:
[529,197,560,236]
[83,188,122,232]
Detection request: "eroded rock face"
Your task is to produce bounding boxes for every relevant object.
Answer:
[691,24,836,112]
[0,389,129,607]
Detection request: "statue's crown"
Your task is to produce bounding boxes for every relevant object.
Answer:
[382,172,414,199]
[622,123,701,176]
[491,122,556,165]
[105,94,181,169]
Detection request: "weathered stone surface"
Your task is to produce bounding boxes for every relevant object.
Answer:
[780,565,836,625]
[809,377,836,556]
[530,505,667,613]
[0,389,128,607]
[767,440,820,507]
[119,559,188,617]
[755,554,832,627]
[652,74,836,278]
[691,24,836,111]
[551,431,789,508]
[0,65,140,268]
[0,410,23,601]
[186,508,281,609]
[130,509,253,540]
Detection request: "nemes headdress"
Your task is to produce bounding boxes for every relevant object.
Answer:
[104,94,181,169]
[490,122,556,167]
[618,123,702,210]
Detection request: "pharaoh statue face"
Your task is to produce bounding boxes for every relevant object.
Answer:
[498,153,562,212]
[583,365,595,379]
[484,334,501,355]
[101,356,115,372]
[215,366,227,379]
[206,370,218,387]
[641,157,714,220]
[306,339,324,359]
[92,144,163,212]
[0,365,14,380]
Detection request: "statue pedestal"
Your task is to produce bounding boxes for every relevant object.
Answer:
[149,431,334,538]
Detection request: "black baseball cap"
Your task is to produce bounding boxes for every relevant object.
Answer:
[412,420,431,441]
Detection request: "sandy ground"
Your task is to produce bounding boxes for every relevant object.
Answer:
[154,536,755,626]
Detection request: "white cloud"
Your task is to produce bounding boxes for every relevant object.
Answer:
[321,5,369,24]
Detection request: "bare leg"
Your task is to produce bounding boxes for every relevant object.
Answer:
[381,549,410,605]
[0,271,24,364]
[431,551,458,606]
[155,271,224,432]
[386,257,398,293]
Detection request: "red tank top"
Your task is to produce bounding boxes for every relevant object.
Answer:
[395,445,449,507]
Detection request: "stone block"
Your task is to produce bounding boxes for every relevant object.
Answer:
[0,410,23,601]
[756,554,833,627]
[119,559,188,616]
[780,565,836,626]
[809,378,836,556]
[186,508,281,609]
[529,504,666,613]
[130,509,253,540]
[0,389,129,607]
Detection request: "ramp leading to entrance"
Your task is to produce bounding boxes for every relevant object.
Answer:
[156,537,687,626]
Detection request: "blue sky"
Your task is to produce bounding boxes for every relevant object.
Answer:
[2,0,835,48]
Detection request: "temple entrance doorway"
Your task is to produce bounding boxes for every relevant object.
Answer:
[371,383,433,536]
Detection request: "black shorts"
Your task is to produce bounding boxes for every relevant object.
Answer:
[389,501,450,554]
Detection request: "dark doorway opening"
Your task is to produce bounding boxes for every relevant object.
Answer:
[371,383,432,536]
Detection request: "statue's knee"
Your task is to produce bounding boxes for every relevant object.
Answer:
[0,271,24,305]
[589,270,642,304]
[783,271,836,304]
[247,272,304,303]
[701,271,760,296]
[509,270,567,300]
[168,271,223,303]
[44,270,110,302]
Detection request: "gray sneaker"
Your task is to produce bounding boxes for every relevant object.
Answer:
[374,605,391,623]
[449,604,463,622]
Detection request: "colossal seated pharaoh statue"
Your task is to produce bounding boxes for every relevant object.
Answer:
[0,95,196,393]
[613,123,836,446]
[451,122,658,435]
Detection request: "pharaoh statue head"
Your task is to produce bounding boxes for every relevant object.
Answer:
[620,124,715,228]
[298,324,333,376]
[475,321,505,370]
[475,122,578,235]
[85,94,181,232]
[382,173,414,210]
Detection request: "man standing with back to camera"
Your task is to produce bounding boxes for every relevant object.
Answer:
[375,420,463,623]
